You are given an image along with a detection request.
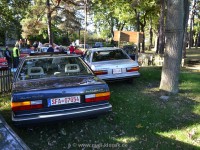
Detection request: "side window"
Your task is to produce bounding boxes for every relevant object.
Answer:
[84,51,91,62]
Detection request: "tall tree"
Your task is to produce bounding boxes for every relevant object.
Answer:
[21,0,83,44]
[132,0,159,52]
[157,0,165,54]
[0,0,31,44]
[91,0,135,39]
[188,0,196,48]
[159,0,186,93]
[182,0,190,58]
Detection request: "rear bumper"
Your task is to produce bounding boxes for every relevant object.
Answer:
[98,72,140,81]
[12,102,112,126]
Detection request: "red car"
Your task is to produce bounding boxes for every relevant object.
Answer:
[74,47,84,56]
[0,50,8,70]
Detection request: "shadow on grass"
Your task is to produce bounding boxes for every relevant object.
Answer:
[0,68,199,150]
[104,80,200,149]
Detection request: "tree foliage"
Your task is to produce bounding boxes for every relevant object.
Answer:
[0,0,31,44]
[21,0,84,43]
[90,0,136,39]
[90,0,160,50]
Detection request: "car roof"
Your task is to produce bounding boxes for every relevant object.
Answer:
[21,53,79,60]
[89,47,121,52]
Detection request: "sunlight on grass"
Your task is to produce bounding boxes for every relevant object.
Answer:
[114,136,138,144]
[186,54,200,57]
[157,124,200,147]
[193,105,200,114]
[0,96,10,110]
[0,66,199,150]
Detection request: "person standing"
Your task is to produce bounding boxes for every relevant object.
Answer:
[38,41,43,52]
[69,44,75,54]
[13,44,20,68]
[19,39,23,50]
[47,45,54,52]
[26,39,31,48]
[4,46,12,68]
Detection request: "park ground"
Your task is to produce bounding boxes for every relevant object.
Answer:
[0,48,200,150]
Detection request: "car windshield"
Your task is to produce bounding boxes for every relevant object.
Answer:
[17,56,93,80]
[92,49,129,62]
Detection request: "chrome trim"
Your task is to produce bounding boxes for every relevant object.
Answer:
[16,103,109,117]
[12,105,112,122]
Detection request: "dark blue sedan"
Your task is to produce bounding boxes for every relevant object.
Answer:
[11,53,112,126]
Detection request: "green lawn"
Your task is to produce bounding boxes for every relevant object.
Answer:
[0,67,199,150]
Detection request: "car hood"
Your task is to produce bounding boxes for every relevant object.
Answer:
[91,59,138,69]
[12,76,104,92]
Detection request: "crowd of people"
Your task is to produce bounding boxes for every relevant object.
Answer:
[2,39,84,69]
[2,44,20,68]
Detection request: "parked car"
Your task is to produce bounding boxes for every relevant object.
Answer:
[74,46,84,56]
[0,50,8,70]
[43,43,58,48]
[40,46,49,52]
[11,53,112,126]
[83,47,140,82]
[93,42,103,48]
[0,115,30,149]
[20,48,33,58]
[78,44,90,50]
[122,45,138,61]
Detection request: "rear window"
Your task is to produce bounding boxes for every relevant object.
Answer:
[92,49,129,62]
[17,56,93,80]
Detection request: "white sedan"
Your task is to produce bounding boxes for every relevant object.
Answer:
[83,47,140,83]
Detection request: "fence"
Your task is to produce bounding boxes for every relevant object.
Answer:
[138,53,184,67]
[0,69,13,94]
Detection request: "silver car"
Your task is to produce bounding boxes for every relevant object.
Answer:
[83,47,140,82]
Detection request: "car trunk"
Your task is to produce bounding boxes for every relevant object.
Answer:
[13,76,106,97]
[92,59,138,73]
[12,76,109,114]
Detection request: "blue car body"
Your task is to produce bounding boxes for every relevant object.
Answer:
[11,54,112,126]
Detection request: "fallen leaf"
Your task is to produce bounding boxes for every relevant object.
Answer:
[136,124,143,128]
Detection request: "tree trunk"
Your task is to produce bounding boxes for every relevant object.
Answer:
[159,0,185,94]
[189,0,196,48]
[141,26,145,53]
[157,0,165,54]
[197,32,200,47]
[47,0,53,45]
[134,9,141,52]
[149,20,153,51]
[182,0,190,58]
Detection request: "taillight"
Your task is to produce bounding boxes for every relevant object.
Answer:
[126,66,139,72]
[85,92,110,103]
[11,100,43,111]
[94,70,108,75]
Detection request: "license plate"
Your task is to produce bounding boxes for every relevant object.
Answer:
[48,96,80,107]
[113,68,122,74]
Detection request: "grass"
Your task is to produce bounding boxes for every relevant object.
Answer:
[0,67,200,150]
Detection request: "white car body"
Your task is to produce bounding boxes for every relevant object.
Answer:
[83,47,140,81]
